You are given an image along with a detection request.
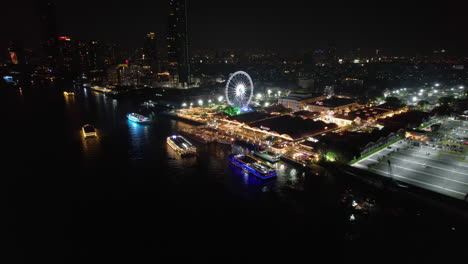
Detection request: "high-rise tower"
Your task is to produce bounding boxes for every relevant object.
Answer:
[144,32,159,73]
[167,0,190,86]
[38,0,58,69]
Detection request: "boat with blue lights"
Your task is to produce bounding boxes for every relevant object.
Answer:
[167,135,197,156]
[127,113,151,124]
[228,154,277,180]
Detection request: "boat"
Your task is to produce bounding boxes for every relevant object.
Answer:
[216,138,231,145]
[63,91,75,96]
[253,150,281,163]
[167,135,197,156]
[228,154,277,180]
[82,124,97,138]
[127,113,151,124]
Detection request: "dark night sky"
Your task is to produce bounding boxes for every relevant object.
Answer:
[1,0,468,58]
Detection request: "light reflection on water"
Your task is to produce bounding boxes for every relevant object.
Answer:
[68,88,316,202]
[127,120,153,161]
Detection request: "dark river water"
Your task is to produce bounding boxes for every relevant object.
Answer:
[4,81,467,261]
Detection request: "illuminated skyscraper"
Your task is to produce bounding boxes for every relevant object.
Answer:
[57,36,73,73]
[38,0,58,69]
[167,0,190,86]
[144,32,159,73]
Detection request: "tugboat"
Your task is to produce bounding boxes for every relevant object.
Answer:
[167,135,197,156]
[127,113,151,124]
[228,154,277,180]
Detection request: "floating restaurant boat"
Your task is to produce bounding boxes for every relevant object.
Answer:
[253,150,281,163]
[228,154,277,180]
[216,138,231,145]
[82,124,97,139]
[167,135,197,156]
[127,113,151,124]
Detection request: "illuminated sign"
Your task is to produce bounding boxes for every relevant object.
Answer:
[260,126,270,131]
[9,52,18,64]
[58,36,71,41]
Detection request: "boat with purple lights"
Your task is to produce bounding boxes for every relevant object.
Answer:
[228,154,277,180]
[127,113,151,124]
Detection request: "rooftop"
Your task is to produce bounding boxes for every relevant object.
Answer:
[316,97,356,108]
[333,107,390,121]
[249,115,338,140]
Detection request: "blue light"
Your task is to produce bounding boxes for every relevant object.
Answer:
[228,155,277,180]
[3,76,14,83]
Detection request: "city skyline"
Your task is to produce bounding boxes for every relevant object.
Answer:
[1,0,467,61]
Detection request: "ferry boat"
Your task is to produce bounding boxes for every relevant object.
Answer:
[216,138,231,145]
[167,135,197,155]
[82,124,97,138]
[228,154,277,180]
[127,113,151,124]
[254,150,281,163]
[63,91,75,96]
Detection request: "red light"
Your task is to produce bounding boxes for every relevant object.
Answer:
[125,60,129,65]
[58,36,71,41]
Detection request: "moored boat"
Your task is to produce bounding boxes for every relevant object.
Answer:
[167,135,197,156]
[228,154,277,180]
[253,150,281,163]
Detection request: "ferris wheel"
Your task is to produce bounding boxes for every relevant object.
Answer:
[225,71,254,109]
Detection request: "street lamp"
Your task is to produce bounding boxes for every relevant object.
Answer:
[218,96,223,103]
[267,90,271,97]
[198,99,203,106]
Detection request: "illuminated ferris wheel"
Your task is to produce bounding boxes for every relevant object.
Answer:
[225,71,254,109]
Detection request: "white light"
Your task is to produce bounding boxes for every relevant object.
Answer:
[218,96,223,102]
[267,90,271,94]
[264,102,269,107]
[208,99,212,103]
[182,103,187,107]
[256,93,262,99]
[412,96,417,102]
[235,84,245,97]
[435,83,440,87]
[198,99,203,105]
[460,86,464,89]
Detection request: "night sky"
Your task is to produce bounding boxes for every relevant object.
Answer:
[2,0,468,58]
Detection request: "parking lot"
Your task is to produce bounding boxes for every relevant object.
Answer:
[353,137,468,201]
